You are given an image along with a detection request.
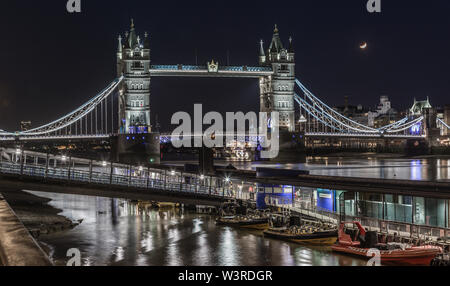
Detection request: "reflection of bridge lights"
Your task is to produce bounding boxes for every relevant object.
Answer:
[410,160,422,180]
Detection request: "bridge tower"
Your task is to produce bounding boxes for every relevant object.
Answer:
[259,25,295,132]
[115,20,160,164]
[444,105,450,136]
[423,107,441,148]
[117,19,151,133]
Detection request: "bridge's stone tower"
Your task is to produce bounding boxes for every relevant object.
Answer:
[259,25,295,132]
[115,20,160,164]
[423,107,441,148]
[117,19,151,134]
[410,98,441,148]
[444,105,450,136]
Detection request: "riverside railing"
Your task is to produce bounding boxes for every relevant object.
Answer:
[0,148,233,200]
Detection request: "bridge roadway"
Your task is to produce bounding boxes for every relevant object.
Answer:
[0,134,111,142]
[0,131,425,143]
[0,132,425,144]
[149,65,273,78]
[1,148,450,203]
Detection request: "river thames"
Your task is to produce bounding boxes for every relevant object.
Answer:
[35,192,366,266]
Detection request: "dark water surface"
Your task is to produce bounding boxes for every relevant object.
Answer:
[233,157,450,181]
[32,191,366,266]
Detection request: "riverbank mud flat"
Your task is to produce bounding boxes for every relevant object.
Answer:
[0,189,81,238]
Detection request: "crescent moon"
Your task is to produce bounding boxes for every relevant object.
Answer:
[360,42,368,49]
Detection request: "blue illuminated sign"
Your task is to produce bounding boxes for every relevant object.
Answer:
[316,189,335,212]
[256,193,292,209]
[256,184,294,209]
[410,122,422,135]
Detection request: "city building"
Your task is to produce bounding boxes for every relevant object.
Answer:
[376,95,392,114]
[368,95,397,127]
[20,121,31,131]
[334,95,399,127]
[373,109,399,129]
[333,96,370,125]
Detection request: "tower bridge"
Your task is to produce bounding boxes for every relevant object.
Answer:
[0,20,448,162]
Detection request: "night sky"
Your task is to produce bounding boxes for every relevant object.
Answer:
[0,0,449,131]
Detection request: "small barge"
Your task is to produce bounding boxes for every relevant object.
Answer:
[216,202,269,230]
[216,216,269,230]
[263,214,338,246]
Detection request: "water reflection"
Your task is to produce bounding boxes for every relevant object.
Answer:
[234,157,450,181]
[32,191,366,266]
[411,160,422,181]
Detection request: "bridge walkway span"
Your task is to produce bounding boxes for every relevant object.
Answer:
[1,148,450,204]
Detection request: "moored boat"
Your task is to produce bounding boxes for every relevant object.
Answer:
[157,202,179,208]
[331,221,442,266]
[216,215,269,230]
[216,202,269,230]
[264,228,338,245]
[263,214,338,245]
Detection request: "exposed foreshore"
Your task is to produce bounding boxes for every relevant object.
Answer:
[0,189,81,238]
[0,192,53,266]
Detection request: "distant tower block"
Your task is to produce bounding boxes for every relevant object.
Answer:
[115,20,159,164]
[259,25,295,132]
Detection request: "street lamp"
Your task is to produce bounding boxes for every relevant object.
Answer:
[61,155,67,162]
[102,161,107,167]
